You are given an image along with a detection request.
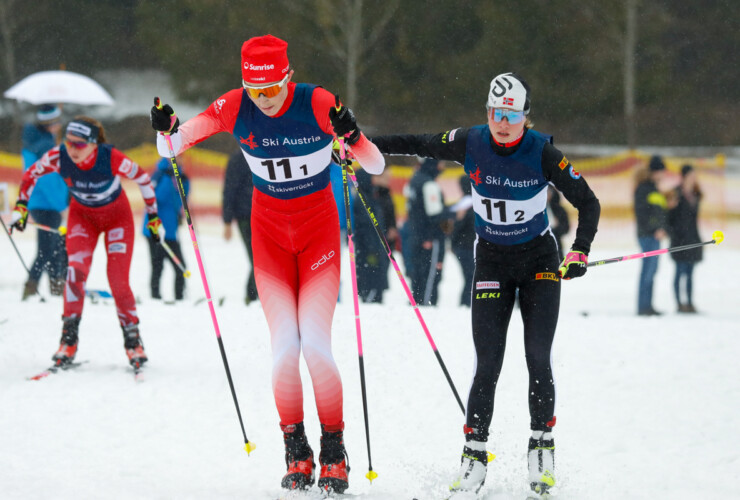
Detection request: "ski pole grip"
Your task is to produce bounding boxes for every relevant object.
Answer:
[154,96,162,110]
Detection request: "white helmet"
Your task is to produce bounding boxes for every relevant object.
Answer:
[487,72,530,114]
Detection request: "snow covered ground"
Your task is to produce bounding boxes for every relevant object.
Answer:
[1,221,738,500]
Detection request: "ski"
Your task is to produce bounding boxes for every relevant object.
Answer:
[194,296,226,307]
[27,360,87,381]
[276,488,359,500]
[132,361,145,382]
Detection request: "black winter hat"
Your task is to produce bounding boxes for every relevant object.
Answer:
[649,155,666,172]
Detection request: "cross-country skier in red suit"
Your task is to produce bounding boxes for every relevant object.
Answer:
[11,116,161,371]
[150,34,384,494]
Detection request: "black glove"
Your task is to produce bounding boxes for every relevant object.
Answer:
[10,200,29,232]
[150,98,179,133]
[558,250,588,280]
[146,213,162,243]
[329,104,361,146]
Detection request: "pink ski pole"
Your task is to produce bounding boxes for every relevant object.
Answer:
[588,230,724,267]
[335,97,378,483]
[154,98,255,455]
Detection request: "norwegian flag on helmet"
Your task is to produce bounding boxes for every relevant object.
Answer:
[503,97,514,106]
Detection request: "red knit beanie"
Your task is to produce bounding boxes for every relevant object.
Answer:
[241,34,290,86]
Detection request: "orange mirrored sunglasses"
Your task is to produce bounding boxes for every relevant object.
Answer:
[243,74,290,99]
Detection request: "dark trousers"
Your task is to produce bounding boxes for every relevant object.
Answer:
[409,239,444,306]
[147,238,186,300]
[674,261,695,306]
[453,247,475,307]
[29,209,67,282]
[237,218,259,302]
[466,239,560,438]
[637,236,661,313]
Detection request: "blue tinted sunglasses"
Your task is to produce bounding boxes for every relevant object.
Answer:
[490,108,526,124]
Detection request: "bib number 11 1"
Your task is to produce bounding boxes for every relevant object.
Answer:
[261,159,308,180]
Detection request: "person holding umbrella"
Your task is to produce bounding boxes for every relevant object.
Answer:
[10,116,161,371]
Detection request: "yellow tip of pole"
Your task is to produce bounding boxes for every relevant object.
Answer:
[184,270,191,278]
[244,441,257,455]
[365,470,378,482]
[487,451,496,462]
[712,230,724,245]
[58,226,67,236]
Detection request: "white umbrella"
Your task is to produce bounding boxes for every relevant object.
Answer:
[3,70,114,106]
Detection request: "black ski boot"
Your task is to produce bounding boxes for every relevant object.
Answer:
[122,323,148,367]
[52,316,80,365]
[318,424,349,494]
[281,422,315,490]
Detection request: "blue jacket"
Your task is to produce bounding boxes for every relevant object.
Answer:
[21,123,69,212]
[142,158,189,241]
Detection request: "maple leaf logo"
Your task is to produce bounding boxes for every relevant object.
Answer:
[469,167,482,186]
[240,132,258,150]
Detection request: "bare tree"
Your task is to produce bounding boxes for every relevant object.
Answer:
[624,0,638,148]
[0,0,22,143]
[279,0,399,108]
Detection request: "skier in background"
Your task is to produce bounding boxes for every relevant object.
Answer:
[371,72,600,498]
[11,116,160,371]
[150,34,385,494]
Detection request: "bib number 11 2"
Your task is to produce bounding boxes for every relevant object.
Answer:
[481,199,524,223]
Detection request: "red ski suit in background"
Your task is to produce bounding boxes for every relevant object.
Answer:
[18,145,157,327]
[157,82,384,431]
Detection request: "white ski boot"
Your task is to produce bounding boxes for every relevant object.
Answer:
[528,430,555,498]
[450,439,488,496]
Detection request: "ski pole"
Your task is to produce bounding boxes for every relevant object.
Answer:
[1,216,46,302]
[30,222,67,235]
[159,240,191,278]
[154,97,255,455]
[341,155,466,415]
[588,230,724,267]
[335,97,377,484]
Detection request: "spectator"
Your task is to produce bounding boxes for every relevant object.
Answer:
[21,104,69,299]
[222,150,259,304]
[142,157,189,301]
[352,168,397,303]
[449,175,475,307]
[634,155,669,316]
[667,164,703,313]
[547,186,570,261]
[403,158,446,305]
